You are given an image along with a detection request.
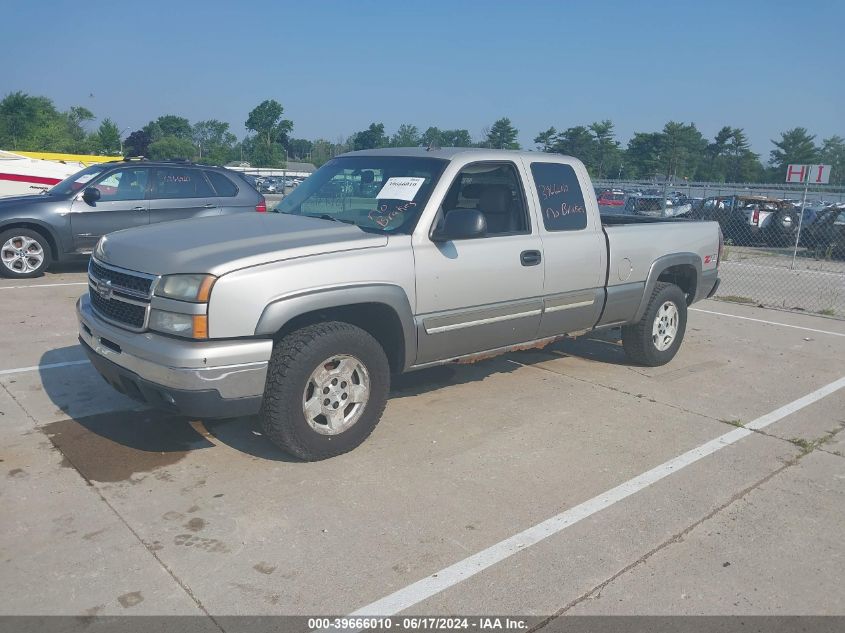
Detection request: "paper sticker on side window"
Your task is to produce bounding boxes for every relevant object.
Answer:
[376,177,426,201]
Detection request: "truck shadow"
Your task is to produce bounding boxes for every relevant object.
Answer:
[48,261,89,274]
[390,328,628,397]
[37,331,628,468]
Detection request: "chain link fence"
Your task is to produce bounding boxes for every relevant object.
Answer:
[594,180,845,319]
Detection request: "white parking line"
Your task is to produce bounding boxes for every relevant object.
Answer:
[0,359,90,376]
[691,308,845,337]
[0,282,88,290]
[348,375,845,617]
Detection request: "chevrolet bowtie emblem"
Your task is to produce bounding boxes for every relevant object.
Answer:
[96,279,113,300]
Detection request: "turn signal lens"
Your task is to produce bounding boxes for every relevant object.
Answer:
[192,315,208,339]
[196,277,215,302]
[149,310,208,339]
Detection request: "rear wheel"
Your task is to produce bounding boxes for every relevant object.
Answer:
[259,321,390,460]
[622,282,687,367]
[764,210,799,247]
[0,228,51,278]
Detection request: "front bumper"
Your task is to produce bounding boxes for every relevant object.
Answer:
[77,294,271,418]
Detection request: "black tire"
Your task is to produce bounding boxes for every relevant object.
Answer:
[763,210,798,247]
[259,321,390,460]
[622,282,687,367]
[0,228,51,278]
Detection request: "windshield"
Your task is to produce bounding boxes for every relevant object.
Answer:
[274,156,447,233]
[48,164,110,196]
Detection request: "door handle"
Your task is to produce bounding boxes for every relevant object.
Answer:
[202,203,216,208]
[520,250,542,266]
[132,206,145,211]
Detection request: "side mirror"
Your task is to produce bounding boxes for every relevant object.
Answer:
[82,187,101,204]
[432,208,487,242]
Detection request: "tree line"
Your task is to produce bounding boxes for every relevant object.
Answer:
[1,91,842,185]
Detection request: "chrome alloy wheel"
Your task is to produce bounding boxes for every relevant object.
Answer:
[302,354,370,435]
[652,301,679,351]
[1,235,44,274]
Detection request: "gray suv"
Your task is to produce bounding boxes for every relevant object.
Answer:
[0,159,265,278]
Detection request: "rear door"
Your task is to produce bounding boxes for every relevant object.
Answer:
[69,166,151,252]
[525,159,606,338]
[148,167,220,224]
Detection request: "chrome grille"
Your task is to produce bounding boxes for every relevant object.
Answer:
[90,290,147,328]
[88,258,157,331]
[89,260,153,295]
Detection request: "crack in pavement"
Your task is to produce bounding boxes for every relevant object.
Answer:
[508,354,845,458]
[0,381,225,630]
[531,419,843,629]
[532,457,798,630]
[507,354,730,426]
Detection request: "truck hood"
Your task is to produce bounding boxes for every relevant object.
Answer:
[96,213,388,276]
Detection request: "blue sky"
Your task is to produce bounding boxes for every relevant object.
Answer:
[1,0,842,155]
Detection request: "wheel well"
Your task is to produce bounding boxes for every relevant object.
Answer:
[0,222,59,260]
[657,264,697,304]
[274,303,406,373]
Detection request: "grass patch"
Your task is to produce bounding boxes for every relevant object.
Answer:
[789,437,813,454]
[719,295,756,304]
[789,433,836,455]
[722,419,745,428]
[817,308,836,317]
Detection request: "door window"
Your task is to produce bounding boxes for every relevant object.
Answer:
[204,170,239,197]
[153,168,215,199]
[530,162,587,231]
[90,168,149,202]
[441,162,529,235]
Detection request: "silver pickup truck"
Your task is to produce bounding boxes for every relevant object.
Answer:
[77,148,721,460]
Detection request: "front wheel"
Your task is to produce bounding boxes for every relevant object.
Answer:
[0,228,51,278]
[259,321,390,460]
[622,282,688,367]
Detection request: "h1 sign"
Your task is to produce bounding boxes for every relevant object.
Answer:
[786,164,832,184]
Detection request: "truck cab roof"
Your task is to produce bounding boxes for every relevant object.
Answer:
[339,147,578,162]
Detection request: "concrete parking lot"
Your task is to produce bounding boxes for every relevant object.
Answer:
[1,264,844,623]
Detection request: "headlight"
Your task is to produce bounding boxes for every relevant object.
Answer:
[94,237,106,260]
[154,274,216,302]
[149,309,208,339]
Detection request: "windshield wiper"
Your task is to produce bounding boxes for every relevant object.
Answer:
[308,214,356,225]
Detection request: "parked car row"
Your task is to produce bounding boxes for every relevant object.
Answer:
[254,175,303,194]
[798,203,845,258]
[687,195,799,247]
[595,188,694,219]
[594,185,844,255]
[686,196,845,252]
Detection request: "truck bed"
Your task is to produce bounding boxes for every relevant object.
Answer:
[594,217,721,326]
[601,213,691,225]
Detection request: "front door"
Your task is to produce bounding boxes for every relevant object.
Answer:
[70,166,150,252]
[412,161,545,365]
[148,167,220,224]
